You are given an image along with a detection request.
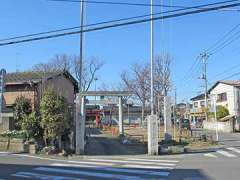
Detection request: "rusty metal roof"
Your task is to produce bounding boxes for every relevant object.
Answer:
[5,71,62,84]
[5,70,78,91]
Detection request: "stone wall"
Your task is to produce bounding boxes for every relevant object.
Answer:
[0,137,28,153]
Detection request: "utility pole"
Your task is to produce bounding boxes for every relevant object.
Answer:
[201,52,209,121]
[79,0,85,91]
[76,0,85,155]
[148,0,158,156]
[150,0,154,115]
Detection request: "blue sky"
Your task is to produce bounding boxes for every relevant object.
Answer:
[0,0,240,102]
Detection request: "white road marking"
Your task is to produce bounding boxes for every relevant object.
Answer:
[0,152,10,154]
[51,163,170,176]
[121,164,174,170]
[12,172,84,180]
[13,154,68,161]
[35,167,154,180]
[217,150,237,157]
[67,160,114,166]
[88,158,176,166]
[227,147,240,154]
[12,154,114,166]
[127,158,179,163]
[204,153,217,158]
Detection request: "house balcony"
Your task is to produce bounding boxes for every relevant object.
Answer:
[190,107,205,114]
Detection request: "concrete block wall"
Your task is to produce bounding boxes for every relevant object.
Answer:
[203,120,234,133]
[0,138,28,153]
[0,113,14,132]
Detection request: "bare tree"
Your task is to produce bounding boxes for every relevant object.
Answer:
[32,54,72,72]
[121,63,150,123]
[154,54,172,116]
[121,54,172,120]
[32,54,104,92]
[73,56,104,91]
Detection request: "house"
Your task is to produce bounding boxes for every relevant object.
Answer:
[3,70,78,112]
[209,80,240,117]
[190,93,210,121]
[176,103,188,118]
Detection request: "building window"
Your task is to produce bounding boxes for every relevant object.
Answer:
[194,102,198,108]
[217,93,227,102]
[200,101,205,107]
[208,100,211,105]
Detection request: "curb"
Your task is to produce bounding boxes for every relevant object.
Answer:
[184,145,224,154]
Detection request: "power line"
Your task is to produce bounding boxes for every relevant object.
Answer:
[0,26,80,42]
[210,31,240,54]
[1,0,238,43]
[49,0,240,11]
[0,1,221,42]
[0,0,240,46]
[209,62,240,82]
[48,0,191,8]
[180,56,200,82]
[207,23,240,52]
[219,71,240,80]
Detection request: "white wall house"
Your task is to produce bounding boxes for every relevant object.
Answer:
[190,94,211,121]
[209,80,240,117]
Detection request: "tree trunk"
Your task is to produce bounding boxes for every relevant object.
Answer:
[141,101,145,125]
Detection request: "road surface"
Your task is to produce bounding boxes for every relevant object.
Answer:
[0,131,239,179]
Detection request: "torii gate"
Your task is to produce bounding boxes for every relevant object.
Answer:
[75,91,132,155]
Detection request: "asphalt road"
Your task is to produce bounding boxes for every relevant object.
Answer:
[0,131,239,180]
[0,153,182,180]
[169,131,240,180]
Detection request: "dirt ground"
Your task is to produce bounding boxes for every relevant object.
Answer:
[85,125,200,155]
[85,127,147,155]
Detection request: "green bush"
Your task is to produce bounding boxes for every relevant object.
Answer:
[0,130,27,139]
[40,89,71,146]
[21,112,41,140]
[13,96,31,130]
[217,105,229,120]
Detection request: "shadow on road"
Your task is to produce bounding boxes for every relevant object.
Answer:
[169,169,212,180]
[85,136,147,156]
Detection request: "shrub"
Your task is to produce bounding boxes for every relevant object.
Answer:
[0,130,27,139]
[40,89,71,146]
[13,96,32,130]
[217,105,229,120]
[21,112,41,140]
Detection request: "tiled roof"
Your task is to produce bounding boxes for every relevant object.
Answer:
[5,71,63,84]
[219,80,240,86]
[208,80,240,93]
[190,93,209,101]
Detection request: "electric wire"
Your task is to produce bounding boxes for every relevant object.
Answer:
[2,0,235,42]
[0,0,239,46]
